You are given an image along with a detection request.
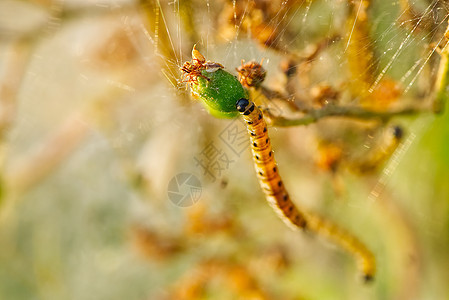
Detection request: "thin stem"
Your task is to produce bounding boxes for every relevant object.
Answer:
[264,105,423,127]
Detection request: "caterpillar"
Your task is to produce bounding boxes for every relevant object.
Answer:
[235,98,375,281]
[235,98,308,230]
[181,47,376,281]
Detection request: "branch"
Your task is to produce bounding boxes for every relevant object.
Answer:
[265,105,423,127]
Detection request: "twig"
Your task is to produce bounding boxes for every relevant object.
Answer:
[265,105,423,127]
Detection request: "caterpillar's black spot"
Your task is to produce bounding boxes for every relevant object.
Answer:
[295,215,307,228]
[236,98,249,112]
[273,167,277,172]
[392,125,403,140]
[269,152,272,157]
[250,132,256,136]
[263,127,267,132]
[253,142,257,147]
[247,121,253,125]
[255,155,260,160]
[258,113,262,120]
[363,274,374,283]
[288,206,293,212]
[265,138,268,144]
[259,171,263,176]
[278,181,282,187]
[283,195,288,201]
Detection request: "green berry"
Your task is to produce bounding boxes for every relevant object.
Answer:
[191,68,248,119]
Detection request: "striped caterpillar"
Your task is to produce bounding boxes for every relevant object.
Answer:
[235,98,375,281]
[181,47,376,281]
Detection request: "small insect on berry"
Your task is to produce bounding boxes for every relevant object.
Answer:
[192,45,206,64]
[180,46,248,119]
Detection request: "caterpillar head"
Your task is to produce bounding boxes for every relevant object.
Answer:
[236,98,250,112]
[236,98,255,116]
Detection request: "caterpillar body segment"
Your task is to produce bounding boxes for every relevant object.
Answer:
[305,213,376,282]
[236,98,376,281]
[236,98,308,230]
